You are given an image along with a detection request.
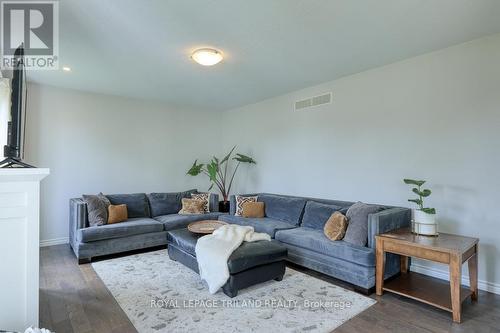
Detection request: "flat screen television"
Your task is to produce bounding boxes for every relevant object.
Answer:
[0,45,33,168]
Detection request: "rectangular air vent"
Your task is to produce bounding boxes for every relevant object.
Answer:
[294,92,332,111]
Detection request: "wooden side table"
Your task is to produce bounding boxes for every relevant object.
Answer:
[375,227,479,323]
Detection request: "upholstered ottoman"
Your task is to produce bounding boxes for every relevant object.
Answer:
[167,228,287,297]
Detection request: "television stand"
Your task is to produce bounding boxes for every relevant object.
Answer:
[0,157,35,168]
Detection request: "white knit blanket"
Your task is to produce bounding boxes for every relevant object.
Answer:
[195,224,271,294]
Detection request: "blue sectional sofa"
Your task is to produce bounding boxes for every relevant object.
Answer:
[69,190,221,263]
[219,193,411,291]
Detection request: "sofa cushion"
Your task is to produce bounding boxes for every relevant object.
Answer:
[106,193,150,218]
[301,201,343,229]
[344,202,384,246]
[154,212,222,231]
[219,215,297,237]
[148,192,182,217]
[275,227,375,267]
[257,194,306,226]
[78,217,163,243]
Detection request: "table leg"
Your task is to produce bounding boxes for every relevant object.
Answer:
[468,245,478,301]
[376,237,385,296]
[400,255,409,273]
[449,254,462,323]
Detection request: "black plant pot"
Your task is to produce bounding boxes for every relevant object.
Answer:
[219,200,230,213]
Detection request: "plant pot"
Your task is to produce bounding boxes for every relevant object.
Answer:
[219,200,230,213]
[412,209,438,236]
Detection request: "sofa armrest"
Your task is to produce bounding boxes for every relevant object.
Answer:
[209,193,219,212]
[69,198,88,247]
[367,207,411,248]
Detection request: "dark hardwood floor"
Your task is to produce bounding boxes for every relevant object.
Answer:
[40,245,136,333]
[40,245,500,333]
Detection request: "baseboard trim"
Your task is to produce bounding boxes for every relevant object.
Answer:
[410,263,500,295]
[40,237,69,247]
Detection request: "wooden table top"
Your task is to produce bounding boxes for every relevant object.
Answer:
[376,227,478,254]
[187,220,227,234]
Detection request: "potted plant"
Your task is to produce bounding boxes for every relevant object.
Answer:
[403,178,437,236]
[187,146,256,212]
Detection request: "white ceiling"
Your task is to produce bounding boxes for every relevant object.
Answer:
[27,0,500,111]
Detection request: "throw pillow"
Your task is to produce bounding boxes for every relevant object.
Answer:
[83,193,111,227]
[234,195,258,216]
[343,202,384,246]
[179,198,205,215]
[107,204,128,224]
[191,193,210,213]
[324,212,349,241]
[242,202,265,218]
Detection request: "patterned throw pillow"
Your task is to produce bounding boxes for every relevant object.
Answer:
[191,193,210,213]
[324,212,349,241]
[179,198,206,215]
[83,192,111,227]
[235,195,258,216]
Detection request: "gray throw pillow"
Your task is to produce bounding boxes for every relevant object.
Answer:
[83,193,111,227]
[343,202,383,246]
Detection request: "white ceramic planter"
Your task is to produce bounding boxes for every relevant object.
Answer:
[412,209,438,236]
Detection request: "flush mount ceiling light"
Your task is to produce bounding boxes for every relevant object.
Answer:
[191,48,223,66]
[62,66,71,72]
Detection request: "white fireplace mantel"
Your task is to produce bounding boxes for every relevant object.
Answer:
[0,168,49,332]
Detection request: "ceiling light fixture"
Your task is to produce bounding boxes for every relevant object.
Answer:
[62,66,71,72]
[191,48,223,66]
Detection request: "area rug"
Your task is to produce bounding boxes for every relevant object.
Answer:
[92,250,375,333]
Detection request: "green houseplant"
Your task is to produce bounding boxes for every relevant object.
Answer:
[404,178,437,235]
[187,146,256,212]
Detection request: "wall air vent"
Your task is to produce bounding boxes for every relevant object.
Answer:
[294,92,332,111]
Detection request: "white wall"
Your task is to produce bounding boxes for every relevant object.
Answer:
[23,33,500,293]
[24,84,220,245]
[221,34,500,293]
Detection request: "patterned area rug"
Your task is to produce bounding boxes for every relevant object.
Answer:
[92,250,375,333]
